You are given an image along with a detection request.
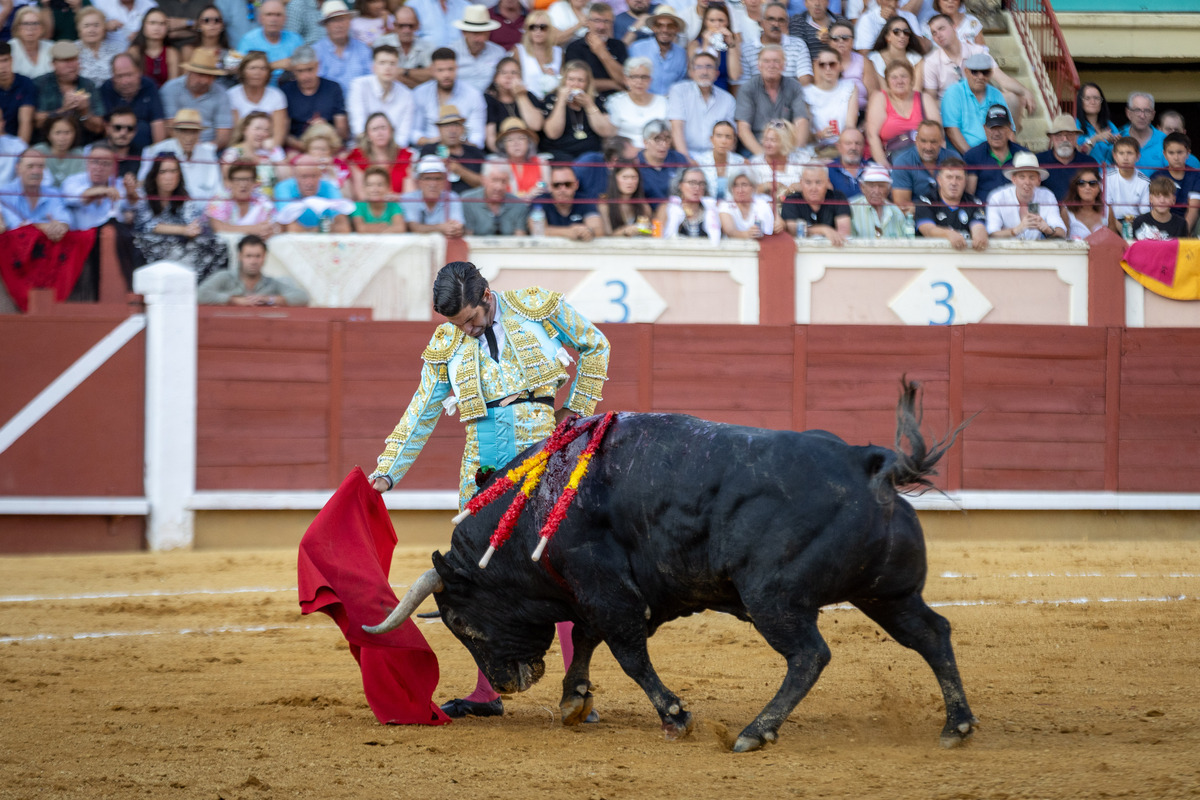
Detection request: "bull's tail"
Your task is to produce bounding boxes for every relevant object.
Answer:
[871,378,967,501]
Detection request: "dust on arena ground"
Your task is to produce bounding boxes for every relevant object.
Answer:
[1,539,1198,800]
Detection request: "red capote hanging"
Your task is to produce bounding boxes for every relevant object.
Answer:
[298,468,450,726]
[0,227,96,311]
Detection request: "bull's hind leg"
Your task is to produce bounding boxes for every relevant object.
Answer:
[853,593,977,747]
[734,612,831,752]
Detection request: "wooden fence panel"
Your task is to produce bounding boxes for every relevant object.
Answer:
[0,315,144,497]
[804,327,952,488]
[1119,329,1200,491]
[960,326,1108,491]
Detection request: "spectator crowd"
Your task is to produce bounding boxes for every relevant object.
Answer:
[0,0,1196,309]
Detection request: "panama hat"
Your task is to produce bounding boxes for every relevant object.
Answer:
[1046,113,1083,136]
[50,41,80,60]
[453,4,501,32]
[171,108,206,129]
[182,48,227,76]
[1002,151,1050,181]
[319,0,355,22]
[646,5,685,30]
[436,105,467,125]
[496,116,538,145]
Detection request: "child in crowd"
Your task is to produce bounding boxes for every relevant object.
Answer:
[1105,136,1150,234]
[1149,132,1200,234]
[351,166,408,232]
[351,0,395,47]
[1132,176,1190,241]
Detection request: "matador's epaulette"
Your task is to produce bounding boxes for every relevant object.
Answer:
[503,287,562,322]
[421,323,464,363]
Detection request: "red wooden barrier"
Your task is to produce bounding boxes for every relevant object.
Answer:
[190,318,1200,496]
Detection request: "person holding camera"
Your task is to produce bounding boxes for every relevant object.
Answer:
[540,59,615,163]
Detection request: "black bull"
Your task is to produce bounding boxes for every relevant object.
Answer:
[366,381,977,752]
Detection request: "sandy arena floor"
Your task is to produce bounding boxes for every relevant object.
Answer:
[1,538,1198,800]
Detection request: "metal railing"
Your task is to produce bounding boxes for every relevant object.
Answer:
[1008,0,1081,118]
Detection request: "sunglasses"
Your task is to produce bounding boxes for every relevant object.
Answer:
[552,181,576,188]
[395,22,415,28]
[199,15,221,23]
[527,23,548,30]
[110,123,135,132]
[829,34,852,41]
[968,68,991,76]
[816,61,839,68]
[888,27,911,35]
[1075,179,1100,186]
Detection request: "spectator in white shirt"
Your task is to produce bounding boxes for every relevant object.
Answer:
[985,151,1066,241]
[347,44,415,145]
[410,47,488,148]
[668,50,736,160]
[607,56,668,148]
[854,0,924,53]
[451,5,507,94]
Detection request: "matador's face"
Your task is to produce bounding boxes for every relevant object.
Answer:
[446,290,496,339]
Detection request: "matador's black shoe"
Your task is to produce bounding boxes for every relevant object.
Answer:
[440,697,504,718]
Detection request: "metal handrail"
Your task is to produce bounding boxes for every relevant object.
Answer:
[1007,0,1082,118]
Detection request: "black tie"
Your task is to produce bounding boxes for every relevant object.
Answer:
[483,326,500,361]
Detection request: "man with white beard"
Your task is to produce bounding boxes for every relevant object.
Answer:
[1035,113,1097,202]
[667,51,736,161]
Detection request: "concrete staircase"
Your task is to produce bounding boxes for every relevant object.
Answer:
[982,16,1053,152]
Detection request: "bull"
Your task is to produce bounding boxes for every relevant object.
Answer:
[366,380,977,752]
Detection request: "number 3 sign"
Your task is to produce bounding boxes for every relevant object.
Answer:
[888,265,993,326]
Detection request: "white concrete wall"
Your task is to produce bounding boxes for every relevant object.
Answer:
[794,239,1091,326]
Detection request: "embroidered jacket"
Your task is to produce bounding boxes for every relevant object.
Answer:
[371,286,610,490]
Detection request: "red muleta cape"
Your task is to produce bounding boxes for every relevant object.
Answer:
[297,468,450,725]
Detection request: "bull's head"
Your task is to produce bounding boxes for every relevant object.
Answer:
[362,550,557,694]
[431,550,557,693]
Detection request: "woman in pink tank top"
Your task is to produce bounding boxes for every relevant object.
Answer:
[865,59,939,167]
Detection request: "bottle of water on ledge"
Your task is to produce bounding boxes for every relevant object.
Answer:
[529,206,546,237]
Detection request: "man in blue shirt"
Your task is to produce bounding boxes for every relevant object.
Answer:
[890,119,959,212]
[236,0,305,83]
[407,0,471,48]
[98,53,165,149]
[636,118,687,203]
[313,0,373,97]
[825,127,868,200]
[628,6,688,96]
[160,49,234,147]
[962,104,1028,203]
[940,52,1008,155]
[614,0,653,44]
[399,155,466,235]
[275,155,353,231]
[0,149,91,310]
[1119,91,1200,174]
[281,46,349,149]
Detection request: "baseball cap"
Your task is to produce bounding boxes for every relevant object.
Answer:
[984,104,1014,129]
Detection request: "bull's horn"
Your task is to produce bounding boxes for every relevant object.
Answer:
[362,569,444,635]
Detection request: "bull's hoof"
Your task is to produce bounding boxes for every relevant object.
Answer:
[939,717,979,748]
[661,710,693,741]
[732,728,776,753]
[560,692,594,726]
